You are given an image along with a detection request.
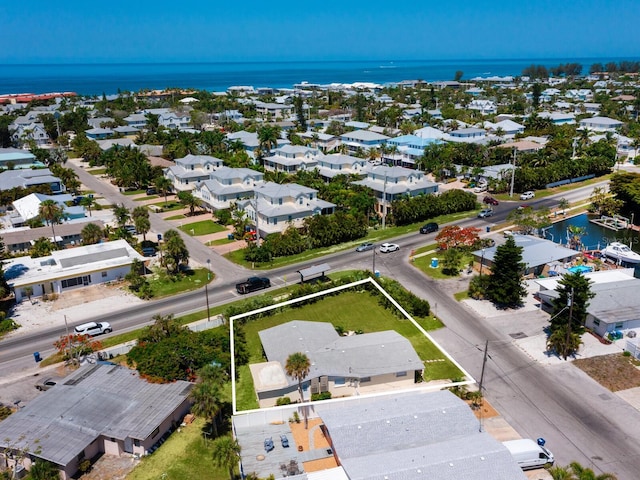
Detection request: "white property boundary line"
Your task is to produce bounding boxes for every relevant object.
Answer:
[230,276,475,415]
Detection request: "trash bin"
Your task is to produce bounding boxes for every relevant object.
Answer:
[227,234,234,240]
[33,352,41,363]
[431,258,439,268]
[486,226,491,233]
[537,438,546,447]
[374,270,380,277]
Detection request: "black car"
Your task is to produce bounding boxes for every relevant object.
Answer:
[236,276,271,294]
[420,222,439,234]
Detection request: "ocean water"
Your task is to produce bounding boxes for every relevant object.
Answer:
[0,57,634,96]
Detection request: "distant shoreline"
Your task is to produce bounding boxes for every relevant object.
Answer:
[2,57,639,97]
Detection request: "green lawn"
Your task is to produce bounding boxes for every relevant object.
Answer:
[178,220,227,236]
[134,195,158,201]
[148,201,185,212]
[207,237,235,246]
[235,289,458,411]
[454,291,469,301]
[87,168,107,175]
[126,417,231,480]
[413,252,474,280]
[147,268,213,298]
[123,189,146,196]
[165,214,186,220]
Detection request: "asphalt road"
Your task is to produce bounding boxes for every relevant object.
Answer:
[3,171,638,476]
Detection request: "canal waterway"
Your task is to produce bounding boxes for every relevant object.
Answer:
[544,213,640,253]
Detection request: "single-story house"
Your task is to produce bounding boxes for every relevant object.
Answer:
[472,235,580,277]
[11,192,83,224]
[251,320,423,407]
[0,147,43,169]
[0,363,192,480]
[1,220,105,253]
[536,268,640,338]
[0,168,64,193]
[4,239,145,302]
[579,116,623,132]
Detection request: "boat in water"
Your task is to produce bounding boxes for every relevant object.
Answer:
[601,242,640,264]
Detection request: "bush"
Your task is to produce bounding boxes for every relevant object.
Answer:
[276,397,292,406]
[468,275,491,300]
[311,392,332,401]
[0,317,18,334]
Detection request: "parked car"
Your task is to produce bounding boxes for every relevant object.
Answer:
[355,242,375,252]
[236,276,271,294]
[74,321,112,336]
[35,378,57,391]
[380,243,399,253]
[520,191,535,200]
[477,209,494,218]
[483,196,499,206]
[473,185,488,193]
[142,247,156,257]
[419,222,439,234]
[146,187,157,195]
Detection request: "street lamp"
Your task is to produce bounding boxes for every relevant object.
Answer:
[205,259,211,322]
[480,248,486,277]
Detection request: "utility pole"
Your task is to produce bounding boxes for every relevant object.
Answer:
[564,288,574,360]
[372,248,376,274]
[509,148,516,198]
[381,175,388,229]
[205,259,211,323]
[478,340,489,432]
[63,315,73,363]
[253,190,260,248]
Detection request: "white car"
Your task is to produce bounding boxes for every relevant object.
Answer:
[520,191,535,200]
[380,243,399,253]
[74,321,112,336]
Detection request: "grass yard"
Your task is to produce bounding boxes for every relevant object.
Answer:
[123,189,146,196]
[134,195,158,201]
[234,289,458,411]
[165,214,186,220]
[148,268,213,298]
[87,168,107,175]
[178,220,227,236]
[126,417,231,480]
[207,237,235,246]
[413,252,474,280]
[148,201,185,212]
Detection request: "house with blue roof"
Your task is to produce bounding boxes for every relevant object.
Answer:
[0,148,43,169]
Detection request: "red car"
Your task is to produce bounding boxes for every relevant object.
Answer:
[483,196,499,206]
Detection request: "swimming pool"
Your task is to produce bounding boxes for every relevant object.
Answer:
[568,265,593,274]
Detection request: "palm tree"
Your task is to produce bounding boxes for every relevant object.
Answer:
[569,461,617,480]
[257,124,281,157]
[558,198,570,216]
[285,352,311,429]
[132,206,151,241]
[38,199,64,246]
[211,436,241,480]
[190,380,223,436]
[548,465,575,480]
[113,204,130,229]
[81,222,103,245]
[79,196,96,217]
[154,176,173,206]
[567,225,587,250]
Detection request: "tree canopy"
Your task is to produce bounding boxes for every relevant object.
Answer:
[486,236,527,308]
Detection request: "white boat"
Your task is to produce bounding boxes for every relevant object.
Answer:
[601,242,640,264]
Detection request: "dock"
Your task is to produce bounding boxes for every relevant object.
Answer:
[589,215,631,231]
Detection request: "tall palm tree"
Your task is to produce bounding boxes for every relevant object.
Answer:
[566,225,587,250]
[154,176,173,206]
[38,200,64,246]
[285,352,311,429]
[548,465,575,480]
[190,380,223,436]
[211,436,241,480]
[132,206,150,240]
[113,204,130,229]
[81,222,103,245]
[79,196,96,217]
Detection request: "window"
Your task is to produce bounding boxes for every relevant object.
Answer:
[134,439,140,447]
[151,427,160,439]
[396,371,407,377]
[360,377,371,383]
[334,377,345,386]
[615,322,624,330]
[593,319,600,326]
[101,272,107,278]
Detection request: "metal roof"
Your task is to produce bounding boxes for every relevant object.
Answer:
[315,390,526,480]
[0,364,192,467]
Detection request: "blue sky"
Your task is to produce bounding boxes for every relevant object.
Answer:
[2,0,639,63]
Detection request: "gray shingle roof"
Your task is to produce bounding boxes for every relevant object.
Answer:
[0,364,191,467]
